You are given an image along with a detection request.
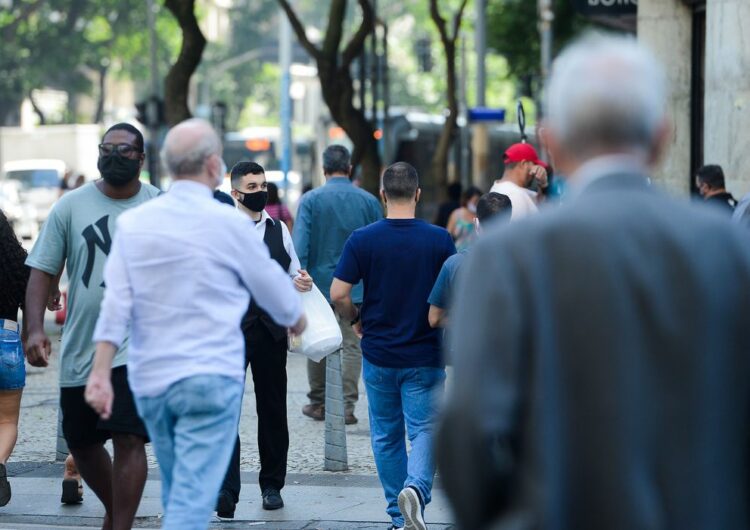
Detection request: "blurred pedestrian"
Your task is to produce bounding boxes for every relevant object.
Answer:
[490,143,548,220]
[428,192,512,329]
[84,119,305,530]
[24,123,159,530]
[293,145,382,425]
[214,162,313,518]
[331,162,455,530]
[265,182,294,231]
[438,34,750,530]
[696,164,737,214]
[446,186,482,251]
[433,182,462,228]
[0,210,30,507]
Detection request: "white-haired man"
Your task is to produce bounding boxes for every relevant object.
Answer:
[85,119,306,530]
[438,34,750,530]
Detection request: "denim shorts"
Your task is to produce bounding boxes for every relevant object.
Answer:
[0,321,26,391]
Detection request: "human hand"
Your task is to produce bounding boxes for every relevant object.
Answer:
[531,165,548,189]
[289,314,307,336]
[352,320,363,339]
[85,370,113,420]
[293,269,313,292]
[47,286,62,311]
[25,330,51,367]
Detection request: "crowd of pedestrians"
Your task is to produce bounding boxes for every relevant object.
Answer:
[1,32,750,530]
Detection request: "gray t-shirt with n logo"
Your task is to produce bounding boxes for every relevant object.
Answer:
[26,181,160,387]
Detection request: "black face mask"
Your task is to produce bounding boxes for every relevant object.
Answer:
[238,190,268,212]
[97,153,141,187]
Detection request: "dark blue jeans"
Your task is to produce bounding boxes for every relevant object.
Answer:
[363,358,446,528]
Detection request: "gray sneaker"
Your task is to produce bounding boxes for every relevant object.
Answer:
[398,486,426,530]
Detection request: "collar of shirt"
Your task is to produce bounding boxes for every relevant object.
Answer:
[254,209,275,227]
[567,154,650,198]
[168,179,214,198]
[326,176,351,186]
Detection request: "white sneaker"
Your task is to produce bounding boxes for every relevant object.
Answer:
[398,486,427,530]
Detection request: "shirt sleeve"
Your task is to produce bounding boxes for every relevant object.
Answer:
[281,221,301,277]
[428,261,452,308]
[92,225,133,347]
[333,234,361,285]
[25,200,68,275]
[235,218,302,327]
[292,195,311,269]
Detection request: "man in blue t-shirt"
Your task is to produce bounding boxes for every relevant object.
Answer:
[331,162,455,530]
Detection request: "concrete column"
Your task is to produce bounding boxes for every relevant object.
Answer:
[324,349,348,471]
[638,0,693,195]
[704,0,750,197]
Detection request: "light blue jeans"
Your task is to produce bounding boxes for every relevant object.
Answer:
[363,358,446,528]
[135,375,243,530]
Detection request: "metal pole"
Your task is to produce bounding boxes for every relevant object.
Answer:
[146,0,160,188]
[382,22,390,165]
[538,0,554,118]
[475,0,487,107]
[279,10,292,195]
[324,349,348,471]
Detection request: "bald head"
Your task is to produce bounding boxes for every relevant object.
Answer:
[161,119,222,179]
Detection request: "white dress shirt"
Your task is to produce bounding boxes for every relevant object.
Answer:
[93,180,303,398]
[252,209,301,277]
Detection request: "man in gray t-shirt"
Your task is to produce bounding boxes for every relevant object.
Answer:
[25,123,159,530]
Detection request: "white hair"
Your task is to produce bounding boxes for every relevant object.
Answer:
[160,118,221,177]
[545,33,668,158]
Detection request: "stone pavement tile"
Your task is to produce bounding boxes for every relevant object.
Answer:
[0,476,455,529]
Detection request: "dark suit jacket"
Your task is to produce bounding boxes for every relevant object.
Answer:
[438,170,750,530]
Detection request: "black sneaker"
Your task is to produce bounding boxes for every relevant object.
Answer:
[0,463,10,507]
[215,489,236,519]
[388,526,404,530]
[398,486,426,530]
[61,478,83,504]
[262,487,284,510]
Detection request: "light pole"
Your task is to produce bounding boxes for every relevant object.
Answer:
[279,10,292,198]
[146,0,161,188]
[538,0,554,117]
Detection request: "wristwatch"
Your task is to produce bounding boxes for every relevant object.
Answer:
[350,310,360,326]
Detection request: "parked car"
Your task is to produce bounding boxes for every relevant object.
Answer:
[1,159,66,239]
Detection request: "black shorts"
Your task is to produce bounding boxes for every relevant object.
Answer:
[60,366,148,450]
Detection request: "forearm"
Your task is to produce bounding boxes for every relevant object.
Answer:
[334,296,357,322]
[91,342,118,377]
[25,269,53,333]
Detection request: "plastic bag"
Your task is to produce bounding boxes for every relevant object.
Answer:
[288,284,343,362]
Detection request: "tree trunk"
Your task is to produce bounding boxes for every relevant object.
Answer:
[431,41,459,191]
[28,91,47,125]
[163,0,206,126]
[94,64,108,124]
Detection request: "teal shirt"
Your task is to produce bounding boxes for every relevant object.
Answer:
[26,182,161,387]
[292,177,382,303]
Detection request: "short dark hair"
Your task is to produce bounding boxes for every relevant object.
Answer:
[382,162,418,201]
[322,145,350,175]
[103,123,144,152]
[447,182,462,201]
[476,192,512,223]
[230,160,264,189]
[696,164,725,190]
[460,186,482,207]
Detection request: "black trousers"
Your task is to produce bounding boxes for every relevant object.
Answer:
[221,324,289,501]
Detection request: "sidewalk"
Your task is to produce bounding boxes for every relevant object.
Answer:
[2,462,454,529]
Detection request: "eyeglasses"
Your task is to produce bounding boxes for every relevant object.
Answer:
[98,143,142,157]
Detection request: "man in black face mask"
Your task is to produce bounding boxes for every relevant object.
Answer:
[214,161,312,518]
[24,123,160,530]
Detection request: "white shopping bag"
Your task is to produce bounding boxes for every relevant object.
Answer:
[288,284,343,362]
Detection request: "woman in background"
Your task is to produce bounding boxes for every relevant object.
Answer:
[0,210,30,506]
[446,186,482,252]
[265,182,294,232]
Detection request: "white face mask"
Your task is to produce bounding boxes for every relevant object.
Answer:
[467,202,477,214]
[214,159,227,189]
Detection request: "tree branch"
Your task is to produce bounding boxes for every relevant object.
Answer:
[277,0,321,61]
[452,0,470,41]
[341,0,375,69]
[321,0,346,58]
[1,0,45,41]
[428,0,450,47]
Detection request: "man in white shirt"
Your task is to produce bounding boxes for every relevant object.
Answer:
[214,161,312,517]
[85,119,306,530]
[490,143,549,220]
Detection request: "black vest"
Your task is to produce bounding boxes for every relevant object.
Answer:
[241,218,292,341]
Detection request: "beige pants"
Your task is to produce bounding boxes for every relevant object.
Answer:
[306,314,362,415]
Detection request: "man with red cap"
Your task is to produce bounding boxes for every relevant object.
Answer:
[490,143,548,220]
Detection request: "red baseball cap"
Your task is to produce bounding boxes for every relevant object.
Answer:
[503,143,548,169]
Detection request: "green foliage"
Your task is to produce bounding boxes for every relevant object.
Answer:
[486,0,589,96]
